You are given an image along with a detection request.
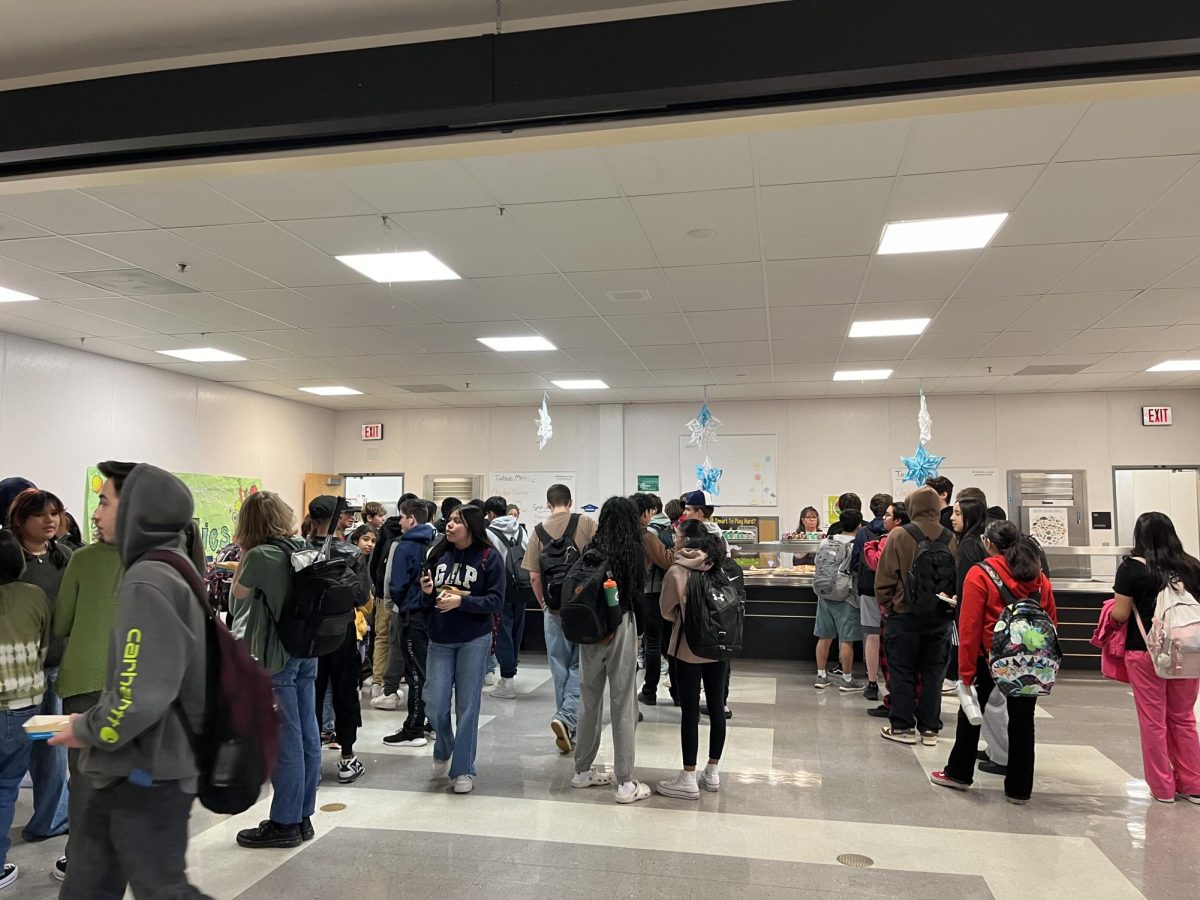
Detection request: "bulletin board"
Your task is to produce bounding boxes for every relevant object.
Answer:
[487,472,576,524]
[678,434,778,507]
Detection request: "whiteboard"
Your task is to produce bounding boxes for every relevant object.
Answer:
[889,466,1001,511]
[343,474,405,516]
[487,472,576,525]
[678,434,778,507]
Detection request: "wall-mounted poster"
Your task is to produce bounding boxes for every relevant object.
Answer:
[1028,507,1070,547]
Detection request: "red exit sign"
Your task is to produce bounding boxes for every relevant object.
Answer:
[1142,406,1172,426]
[361,423,384,441]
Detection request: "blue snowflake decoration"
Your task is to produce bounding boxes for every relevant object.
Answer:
[685,401,722,449]
[695,455,723,496]
[900,443,945,486]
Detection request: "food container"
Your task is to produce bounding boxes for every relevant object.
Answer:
[24,714,71,741]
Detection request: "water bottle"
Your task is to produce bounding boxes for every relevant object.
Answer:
[956,682,983,725]
[603,579,619,607]
[603,578,623,632]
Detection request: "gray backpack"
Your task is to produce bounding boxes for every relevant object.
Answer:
[813,539,854,602]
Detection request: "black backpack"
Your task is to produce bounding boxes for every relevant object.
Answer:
[901,523,957,622]
[853,523,885,596]
[677,567,744,660]
[536,514,581,611]
[488,526,532,594]
[560,548,622,644]
[271,537,363,658]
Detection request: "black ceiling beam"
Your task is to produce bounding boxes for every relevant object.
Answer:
[3,0,1200,178]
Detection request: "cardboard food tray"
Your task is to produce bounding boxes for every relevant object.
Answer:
[24,714,70,740]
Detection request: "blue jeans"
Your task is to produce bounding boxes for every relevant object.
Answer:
[425,633,490,779]
[1,706,37,865]
[270,658,321,825]
[24,669,69,840]
[496,586,530,679]
[544,612,580,734]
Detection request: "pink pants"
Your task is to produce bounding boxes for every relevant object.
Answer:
[1127,650,1200,800]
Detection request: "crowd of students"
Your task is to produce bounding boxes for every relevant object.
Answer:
[1,465,1199,896]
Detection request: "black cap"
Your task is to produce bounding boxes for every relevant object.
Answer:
[684,490,714,508]
[308,495,359,520]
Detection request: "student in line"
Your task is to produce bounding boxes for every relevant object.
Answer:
[633,492,674,706]
[1110,511,1200,804]
[814,509,865,692]
[419,504,505,794]
[483,495,532,700]
[930,520,1056,804]
[853,495,890,700]
[370,493,419,708]
[864,502,909,720]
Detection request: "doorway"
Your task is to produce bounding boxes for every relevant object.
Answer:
[1114,467,1200,558]
[342,473,406,517]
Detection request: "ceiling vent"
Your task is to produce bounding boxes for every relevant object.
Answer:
[1014,364,1091,376]
[69,268,198,295]
[394,384,458,393]
[605,289,652,303]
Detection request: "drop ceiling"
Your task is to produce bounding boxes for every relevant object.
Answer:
[3,89,1200,409]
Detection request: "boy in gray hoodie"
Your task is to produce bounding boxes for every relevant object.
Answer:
[52,462,210,899]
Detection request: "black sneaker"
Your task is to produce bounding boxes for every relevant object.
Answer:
[699,703,732,720]
[383,727,429,747]
[337,756,365,784]
[0,864,15,890]
[866,704,890,718]
[638,689,657,706]
[237,820,303,849]
[301,818,314,841]
[53,856,66,882]
[979,759,1008,776]
[863,682,880,701]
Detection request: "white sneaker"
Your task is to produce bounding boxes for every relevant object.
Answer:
[491,677,518,700]
[0,864,16,891]
[453,774,475,794]
[52,857,67,882]
[614,780,652,804]
[656,770,699,800]
[700,765,720,792]
[484,672,497,686]
[571,766,613,789]
[431,758,451,780]
[370,692,400,710]
[370,684,384,699]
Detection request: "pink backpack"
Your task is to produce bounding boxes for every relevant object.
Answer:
[1134,573,1200,679]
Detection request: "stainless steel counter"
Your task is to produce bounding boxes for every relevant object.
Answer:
[743,574,1112,594]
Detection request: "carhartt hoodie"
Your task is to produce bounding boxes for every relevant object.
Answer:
[72,464,207,789]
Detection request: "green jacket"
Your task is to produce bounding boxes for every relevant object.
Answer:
[53,542,123,699]
[231,538,303,676]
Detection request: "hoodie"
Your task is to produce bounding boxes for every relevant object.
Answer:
[851,516,885,585]
[386,523,436,612]
[958,555,1056,684]
[874,487,958,615]
[369,515,404,597]
[417,541,505,644]
[72,464,207,790]
[485,515,527,560]
[0,476,35,526]
[659,549,715,664]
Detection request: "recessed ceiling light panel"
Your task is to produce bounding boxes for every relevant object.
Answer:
[335,251,460,283]
[552,379,609,390]
[848,318,931,338]
[158,347,246,362]
[833,369,893,381]
[877,213,1008,255]
[477,336,556,352]
[1147,360,1200,372]
[0,286,38,302]
[300,386,364,396]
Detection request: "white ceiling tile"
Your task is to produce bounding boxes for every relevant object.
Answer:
[708,367,774,387]
[0,256,117,299]
[687,308,767,343]
[759,179,892,259]
[53,336,171,365]
[0,190,151,233]
[938,374,1006,392]
[888,166,1041,221]
[55,296,208,334]
[0,237,129,273]
[392,207,558,278]
[608,313,692,346]
[1120,163,1200,240]
[189,360,293,382]
[827,379,882,396]
[955,243,1100,297]
[1099,371,1173,389]
[1051,372,1127,390]
[860,250,979,302]
[205,172,375,220]
[952,356,1041,376]
[995,374,1065,392]
[294,284,438,326]
[752,119,909,184]
[74,229,272,291]
[563,268,676,315]
[928,296,1038,333]
[581,371,660,389]
[1161,253,1200,290]
[523,316,622,350]
[998,157,1196,245]
[701,342,769,367]
[274,215,423,256]
[1056,96,1200,161]
[521,351,587,375]
[170,223,362,287]
[765,256,867,306]
[1128,322,1200,352]
[770,338,843,363]
[174,331,290,360]
[0,212,51,240]
[211,289,346,328]
[113,333,202,352]
[244,329,358,358]
[769,305,852,338]
[663,262,764,312]
[773,381,829,398]
[258,357,354,379]
[322,355,424,377]
[461,149,618,204]
[5,300,152,337]
[564,347,646,371]
[1009,291,1138,331]
[333,160,493,212]
[0,311,93,343]
[459,373,553,392]
[391,351,524,376]
[451,320,541,340]
[854,299,946,320]
[901,103,1087,174]
[704,382,770,398]
[308,326,421,356]
[630,189,759,266]
[772,363,836,381]
[380,324,482,353]
[1051,238,1200,293]
[875,378,928,396]
[836,336,914,362]
[605,135,753,195]
[83,182,261,228]
[472,274,592,319]
[653,368,714,386]
[907,331,998,359]
[893,358,965,378]
[508,199,654,272]
[665,385,708,401]
[619,387,673,402]
[981,330,1078,355]
[636,344,705,370]
[1054,327,1165,355]
[394,280,517,323]
[1096,288,1200,328]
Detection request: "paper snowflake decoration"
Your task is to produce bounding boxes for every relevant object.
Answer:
[900,443,945,485]
[536,392,553,450]
[684,401,722,449]
[695,455,723,496]
[917,388,933,446]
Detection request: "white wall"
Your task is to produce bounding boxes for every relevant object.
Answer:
[0,331,335,518]
[335,388,1200,543]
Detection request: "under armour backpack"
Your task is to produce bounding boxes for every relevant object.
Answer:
[813,539,854,602]
[979,562,1062,696]
[902,523,957,621]
[536,514,581,611]
[678,568,744,660]
[147,550,279,816]
[560,548,621,644]
[271,537,363,658]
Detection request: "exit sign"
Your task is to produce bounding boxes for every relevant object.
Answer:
[1142,406,1172,426]
[361,423,384,441]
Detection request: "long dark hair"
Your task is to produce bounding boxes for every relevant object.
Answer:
[677,527,724,571]
[984,519,1042,583]
[590,496,645,605]
[7,489,71,568]
[427,503,490,567]
[959,497,987,542]
[1131,511,1200,597]
[0,530,26,584]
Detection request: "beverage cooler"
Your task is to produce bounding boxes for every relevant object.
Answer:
[1006,469,1090,578]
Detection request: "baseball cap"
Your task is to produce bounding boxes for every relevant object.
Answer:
[308,495,360,520]
[684,490,714,508]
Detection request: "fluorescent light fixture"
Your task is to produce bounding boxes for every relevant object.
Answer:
[335,251,460,282]
[878,213,1008,255]
[300,386,363,396]
[849,318,931,338]
[0,286,38,302]
[477,336,557,352]
[157,347,246,363]
[552,379,609,390]
[833,369,893,381]
[1147,360,1200,373]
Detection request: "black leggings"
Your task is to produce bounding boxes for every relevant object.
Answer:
[675,658,729,767]
[316,625,362,755]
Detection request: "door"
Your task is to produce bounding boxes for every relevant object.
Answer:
[1115,467,1200,557]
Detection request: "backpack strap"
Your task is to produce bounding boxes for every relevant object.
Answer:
[144,549,207,759]
[562,513,581,545]
[936,528,953,546]
[535,523,553,547]
[902,523,925,546]
[978,561,1019,607]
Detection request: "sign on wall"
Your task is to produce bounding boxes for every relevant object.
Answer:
[487,472,576,524]
[1142,406,1172,426]
[637,475,660,492]
[361,423,384,441]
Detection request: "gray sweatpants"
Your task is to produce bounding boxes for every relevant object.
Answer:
[574,613,639,784]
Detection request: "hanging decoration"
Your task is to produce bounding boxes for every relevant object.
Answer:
[695,455,723,497]
[536,391,553,450]
[917,388,933,446]
[900,387,945,484]
[684,401,722,449]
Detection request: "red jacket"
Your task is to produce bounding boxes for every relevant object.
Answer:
[958,555,1057,684]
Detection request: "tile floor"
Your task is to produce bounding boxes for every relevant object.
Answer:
[6,660,1199,898]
